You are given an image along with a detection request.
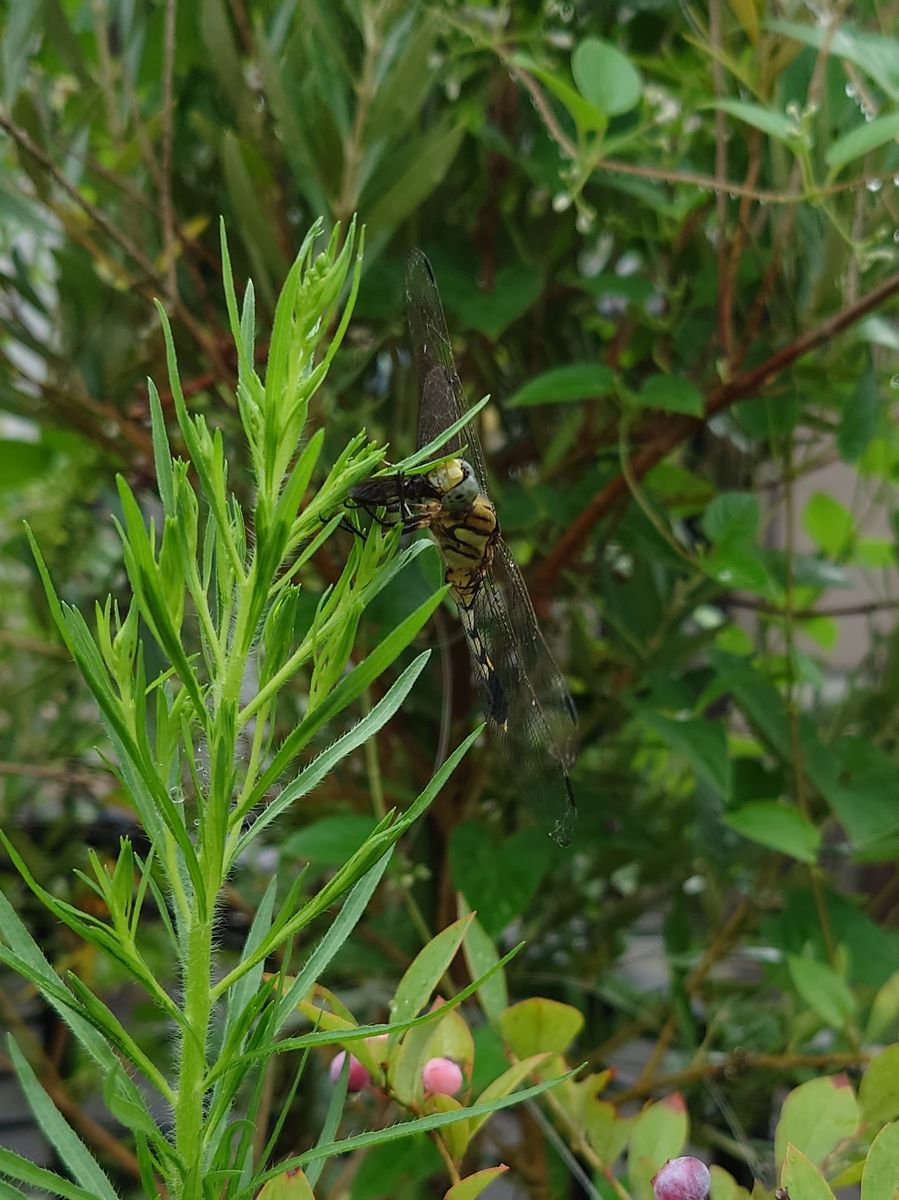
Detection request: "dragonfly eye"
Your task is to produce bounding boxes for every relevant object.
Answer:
[442,471,480,513]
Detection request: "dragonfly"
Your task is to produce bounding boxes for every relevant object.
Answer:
[351,249,578,845]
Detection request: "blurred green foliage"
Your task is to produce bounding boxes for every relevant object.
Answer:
[2,0,899,1196]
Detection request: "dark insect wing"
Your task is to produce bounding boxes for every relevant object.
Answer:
[490,541,578,768]
[405,250,493,493]
[404,249,578,845]
[464,547,577,845]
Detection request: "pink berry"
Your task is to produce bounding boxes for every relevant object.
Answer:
[652,1157,711,1200]
[329,1051,370,1092]
[422,1056,463,1096]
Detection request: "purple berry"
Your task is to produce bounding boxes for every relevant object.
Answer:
[652,1157,711,1200]
[329,1051,370,1092]
[422,1056,463,1096]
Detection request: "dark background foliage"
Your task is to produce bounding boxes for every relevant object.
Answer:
[2,1,899,1195]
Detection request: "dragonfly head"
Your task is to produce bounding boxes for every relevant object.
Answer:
[434,458,481,514]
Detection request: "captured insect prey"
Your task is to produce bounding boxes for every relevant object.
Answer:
[350,249,578,846]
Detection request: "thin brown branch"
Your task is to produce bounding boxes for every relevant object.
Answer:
[613,1049,871,1105]
[534,265,899,593]
[731,597,899,618]
[0,760,108,786]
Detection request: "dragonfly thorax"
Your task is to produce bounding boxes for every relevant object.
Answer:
[427,458,482,514]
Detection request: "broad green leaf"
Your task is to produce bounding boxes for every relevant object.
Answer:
[584,1099,632,1167]
[710,1163,752,1200]
[444,1165,509,1200]
[702,493,760,544]
[710,653,791,756]
[838,359,880,463]
[256,1169,315,1199]
[774,1075,860,1171]
[637,711,730,797]
[629,1095,689,1200]
[859,1045,899,1126]
[0,440,53,490]
[703,542,772,592]
[449,263,543,340]
[861,1121,899,1200]
[866,971,899,1042]
[423,1008,474,1083]
[788,956,856,1027]
[854,539,894,568]
[802,492,855,557]
[507,363,615,407]
[638,374,704,416]
[827,111,899,173]
[498,997,583,1058]
[449,824,553,938]
[724,802,820,863]
[781,1145,836,1200]
[423,1093,468,1161]
[280,814,379,867]
[712,99,799,142]
[572,38,642,116]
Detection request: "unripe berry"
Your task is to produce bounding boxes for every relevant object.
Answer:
[652,1157,711,1200]
[329,1051,370,1092]
[422,1056,463,1096]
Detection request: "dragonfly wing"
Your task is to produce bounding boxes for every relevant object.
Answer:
[405,250,493,490]
[490,540,579,769]
[456,547,577,846]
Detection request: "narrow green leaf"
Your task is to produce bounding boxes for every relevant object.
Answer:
[246,1069,577,1196]
[711,98,799,142]
[235,651,431,850]
[390,914,475,1030]
[6,1038,119,1200]
[0,1146,101,1200]
[788,957,856,1027]
[365,118,465,237]
[459,899,508,1024]
[768,20,899,103]
[513,54,606,132]
[827,110,899,173]
[838,358,880,463]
